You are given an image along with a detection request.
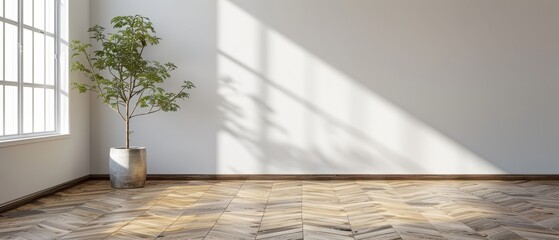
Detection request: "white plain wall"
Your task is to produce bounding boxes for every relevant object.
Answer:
[0,0,90,204]
[90,0,559,174]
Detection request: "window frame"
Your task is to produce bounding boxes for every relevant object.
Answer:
[0,0,65,142]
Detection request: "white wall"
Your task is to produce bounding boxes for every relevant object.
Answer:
[0,0,90,205]
[90,0,559,174]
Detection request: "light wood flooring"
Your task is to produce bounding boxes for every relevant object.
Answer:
[2,180,559,239]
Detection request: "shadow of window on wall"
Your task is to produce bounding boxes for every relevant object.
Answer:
[216,0,502,174]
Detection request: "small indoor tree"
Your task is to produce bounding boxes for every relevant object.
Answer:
[71,15,194,188]
[71,15,194,149]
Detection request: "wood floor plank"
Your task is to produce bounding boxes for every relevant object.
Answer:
[156,180,245,239]
[3,179,559,239]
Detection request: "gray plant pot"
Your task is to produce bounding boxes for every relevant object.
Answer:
[109,147,147,189]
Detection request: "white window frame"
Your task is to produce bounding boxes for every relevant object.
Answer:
[0,0,67,142]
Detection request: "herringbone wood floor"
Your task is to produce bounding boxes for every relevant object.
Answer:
[2,180,559,239]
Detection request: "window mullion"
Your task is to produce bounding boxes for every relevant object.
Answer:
[43,0,45,132]
[55,0,59,133]
[30,0,33,133]
[3,0,5,136]
[17,0,23,135]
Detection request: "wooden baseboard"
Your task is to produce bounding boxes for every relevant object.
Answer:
[89,174,110,180]
[90,174,559,181]
[0,175,90,213]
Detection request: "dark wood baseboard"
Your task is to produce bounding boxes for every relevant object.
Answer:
[91,174,559,181]
[4,174,559,213]
[0,175,90,213]
[89,174,110,180]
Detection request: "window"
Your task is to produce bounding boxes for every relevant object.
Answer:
[0,0,68,140]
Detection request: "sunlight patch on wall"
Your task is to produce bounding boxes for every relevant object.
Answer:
[217,0,503,174]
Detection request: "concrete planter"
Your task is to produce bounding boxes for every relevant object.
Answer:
[109,147,147,188]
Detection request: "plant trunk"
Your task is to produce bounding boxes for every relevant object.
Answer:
[125,117,130,149]
[125,102,130,149]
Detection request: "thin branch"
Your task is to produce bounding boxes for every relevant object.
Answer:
[139,44,145,56]
[130,108,161,119]
[114,38,130,103]
[129,45,146,99]
[129,88,146,117]
[169,85,189,102]
[130,99,159,118]
[114,96,126,121]
[107,66,119,80]
[83,51,108,100]
[109,104,126,121]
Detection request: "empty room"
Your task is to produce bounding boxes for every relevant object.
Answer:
[1,0,559,239]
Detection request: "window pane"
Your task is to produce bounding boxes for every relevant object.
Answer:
[0,0,4,18]
[60,43,68,92]
[23,0,33,26]
[23,87,32,133]
[0,85,3,136]
[5,24,17,82]
[60,42,69,133]
[46,88,54,131]
[60,93,68,134]
[60,0,68,41]
[34,88,44,132]
[5,85,17,135]
[34,0,45,30]
[34,32,45,84]
[5,0,17,22]
[45,36,54,85]
[23,29,33,83]
[45,0,55,33]
[0,24,3,81]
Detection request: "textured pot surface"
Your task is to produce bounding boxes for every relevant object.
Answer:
[109,147,147,188]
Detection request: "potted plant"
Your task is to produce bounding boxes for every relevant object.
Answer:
[71,15,194,188]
